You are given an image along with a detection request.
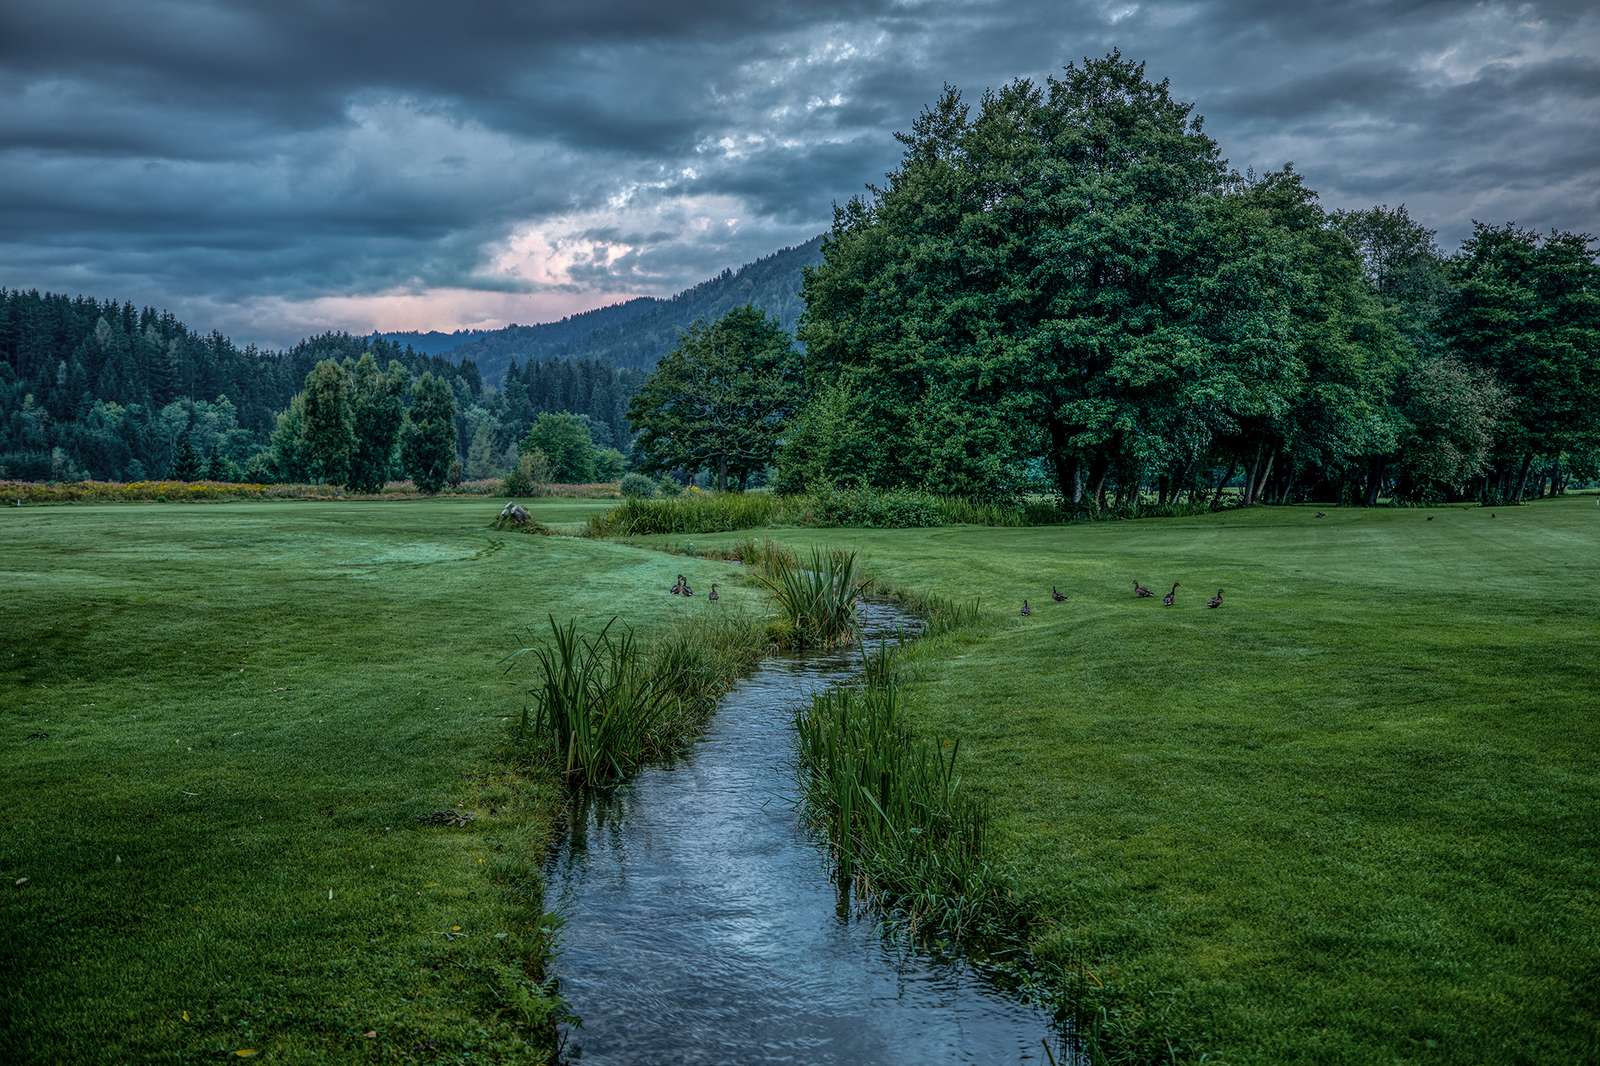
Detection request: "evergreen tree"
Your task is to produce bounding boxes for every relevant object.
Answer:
[299,360,355,485]
[345,353,408,493]
[173,436,201,481]
[401,372,457,494]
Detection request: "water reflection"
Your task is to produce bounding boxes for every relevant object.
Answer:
[545,604,1062,1064]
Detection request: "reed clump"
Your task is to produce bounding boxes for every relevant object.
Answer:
[509,612,766,787]
[755,546,866,649]
[792,665,1007,938]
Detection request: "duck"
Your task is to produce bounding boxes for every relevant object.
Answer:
[1162,582,1180,607]
[670,574,685,595]
[1051,586,1066,603]
[1207,588,1224,609]
[708,583,720,604]
[1426,516,1434,521]
[1020,600,1032,617]
[682,580,695,597]
[1315,511,1326,519]
[1134,580,1154,598]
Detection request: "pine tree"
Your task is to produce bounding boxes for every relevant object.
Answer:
[299,360,355,485]
[401,372,457,494]
[173,436,201,481]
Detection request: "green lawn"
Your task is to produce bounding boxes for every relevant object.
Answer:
[640,498,1600,1064]
[0,497,753,1063]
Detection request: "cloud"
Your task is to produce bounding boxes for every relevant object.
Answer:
[0,0,1595,347]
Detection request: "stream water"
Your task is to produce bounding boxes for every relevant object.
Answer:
[544,603,1062,1064]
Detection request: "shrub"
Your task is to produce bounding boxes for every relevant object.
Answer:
[593,448,628,482]
[502,449,553,497]
[619,472,657,499]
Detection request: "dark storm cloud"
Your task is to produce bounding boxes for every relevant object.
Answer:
[1,0,1596,345]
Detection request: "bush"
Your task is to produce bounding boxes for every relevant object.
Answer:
[502,449,553,497]
[594,448,628,482]
[619,472,657,499]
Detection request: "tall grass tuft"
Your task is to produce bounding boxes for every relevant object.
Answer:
[510,617,672,787]
[585,493,798,536]
[793,672,1006,937]
[755,547,866,648]
[508,613,767,787]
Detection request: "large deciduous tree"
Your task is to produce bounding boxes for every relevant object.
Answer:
[628,306,801,490]
[800,53,1258,499]
[1439,224,1600,502]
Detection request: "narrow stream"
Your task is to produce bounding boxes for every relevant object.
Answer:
[544,603,1062,1064]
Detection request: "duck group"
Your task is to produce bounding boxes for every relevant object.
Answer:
[1019,577,1228,616]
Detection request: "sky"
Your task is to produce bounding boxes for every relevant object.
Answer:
[2,0,1597,348]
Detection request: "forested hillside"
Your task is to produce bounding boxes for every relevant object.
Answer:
[0,290,485,482]
[416,236,822,383]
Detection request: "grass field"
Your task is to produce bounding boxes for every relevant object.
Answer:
[0,497,754,1063]
[640,498,1600,1064]
[5,496,1597,1064]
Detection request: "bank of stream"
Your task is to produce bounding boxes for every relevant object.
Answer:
[543,601,1064,1063]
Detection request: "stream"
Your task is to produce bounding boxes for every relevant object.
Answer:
[544,602,1063,1064]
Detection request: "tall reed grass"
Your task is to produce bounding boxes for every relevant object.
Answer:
[755,547,866,648]
[508,612,766,787]
[793,667,1006,937]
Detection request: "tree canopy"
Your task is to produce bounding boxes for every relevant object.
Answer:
[628,305,801,490]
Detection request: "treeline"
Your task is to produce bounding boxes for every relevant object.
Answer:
[775,54,1600,508]
[0,288,644,483]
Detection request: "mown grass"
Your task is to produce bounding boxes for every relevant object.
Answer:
[0,496,751,1062]
[632,497,1600,1065]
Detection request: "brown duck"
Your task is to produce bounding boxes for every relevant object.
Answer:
[1051,586,1066,602]
[1020,600,1032,617]
[1134,580,1154,598]
[1207,588,1224,609]
[708,583,720,604]
[1162,582,1180,607]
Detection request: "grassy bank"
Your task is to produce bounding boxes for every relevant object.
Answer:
[637,498,1600,1064]
[0,496,753,1062]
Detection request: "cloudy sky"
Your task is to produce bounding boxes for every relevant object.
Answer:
[3,0,1597,347]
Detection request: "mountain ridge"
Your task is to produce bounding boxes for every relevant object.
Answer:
[377,235,823,384]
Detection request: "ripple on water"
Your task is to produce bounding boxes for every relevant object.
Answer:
[545,605,1063,1065]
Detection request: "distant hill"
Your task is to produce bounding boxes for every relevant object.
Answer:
[379,236,824,384]
[372,328,497,356]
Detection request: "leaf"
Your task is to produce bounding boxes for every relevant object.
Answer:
[363,1031,376,1039]
[14,877,27,888]
[181,1010,189,1022]
[234,1051,257,1058]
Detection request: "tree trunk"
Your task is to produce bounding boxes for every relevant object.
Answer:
[717,454,728,492]
[1244,440,1265,506]
[1512,452,1534,503]
[1211,462,1237,509]
[1252,453,1276,506]
[1364,456,1386,507]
